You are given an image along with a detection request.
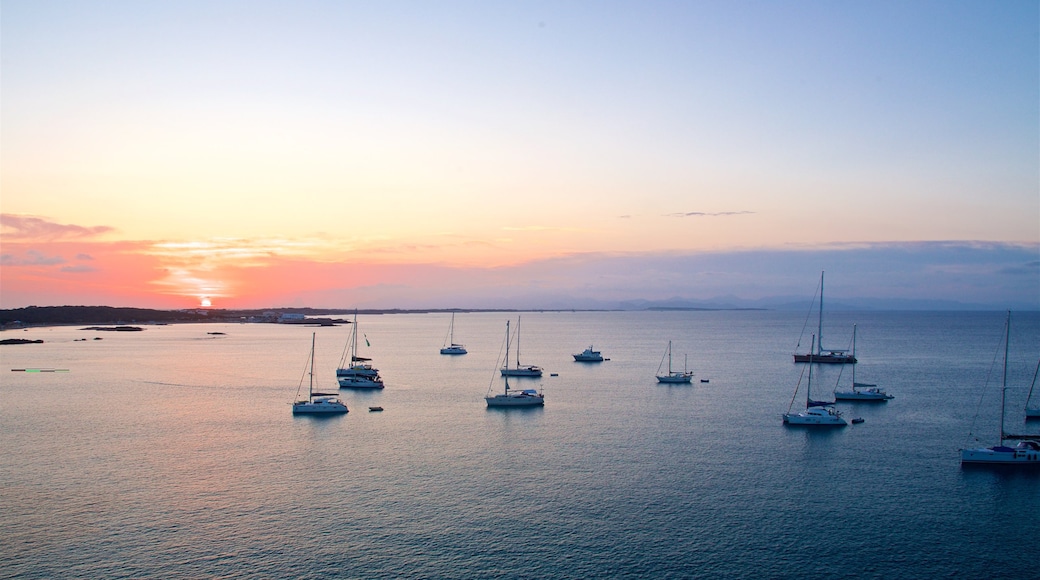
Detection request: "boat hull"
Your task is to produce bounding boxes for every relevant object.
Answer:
[657,374,693,384]
[834,390,893,401]
[960,444,1040,465]
[1026,407,1040,419]
[794,353,857,364]
[485,394,544,407]
[337,366,379,378]
[293,401,349,414]
[501,367,543,377]
[338,377,385,389]
[440,345,467,355]
[783,407,847,426]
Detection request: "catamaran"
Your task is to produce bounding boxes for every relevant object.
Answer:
[486,321,544,407]
[500,316,543,377]
[960,312,1040,465]
[293,333,349,415]
[834,325,893,401]
[440,312,467,355]
[336,311,384,389]
[784,336,847,426]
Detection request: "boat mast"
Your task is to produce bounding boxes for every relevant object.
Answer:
[505,320,511,369]
[449,312,455,344]
[807,335,815,407]
[1000,311,1009,441]
[851,324,857,386]
[516,316,522,368]
[818,271,825,356]
[668,340,673,373]
[352,310,358,363]
[309,332,316,398]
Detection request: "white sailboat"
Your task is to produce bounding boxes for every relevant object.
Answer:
[794,271,857,364]
[293,333,349,415]
[834,325,893,401]
[783,336,847,426]
[656,341,693,383]
[486,321,544,407]
[961,312,1040,465]
[439,312,467,355]
[336,311,384,389]
[1025,358,1039,419]
[500,316,543,377]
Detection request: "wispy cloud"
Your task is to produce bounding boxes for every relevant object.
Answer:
[666,211,755,218]
[60,265,98,273]
[0,249,66,266]
[0,214,114,241]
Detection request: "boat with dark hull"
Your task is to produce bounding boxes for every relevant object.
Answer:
[793,271,856,364]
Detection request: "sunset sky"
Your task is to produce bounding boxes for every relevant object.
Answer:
[2,1,1038,310]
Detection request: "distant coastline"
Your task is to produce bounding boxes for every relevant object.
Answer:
[2,305,761,329]
[2,302,1027,330]
[0,305,611,329]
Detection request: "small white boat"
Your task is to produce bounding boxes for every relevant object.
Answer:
[834,325,893,401]
[439,312,467,355]
[961,312,1040,465]
[656,341,693,384]
[293,333,348,415]
[500,316,543,377]
[573,346,604,362]
[337,311,385,389]
[783,336,847,427]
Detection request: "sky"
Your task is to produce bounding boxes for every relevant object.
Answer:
[2,0,1038,310]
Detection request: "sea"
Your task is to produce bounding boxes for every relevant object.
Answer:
[2,310,1038,579]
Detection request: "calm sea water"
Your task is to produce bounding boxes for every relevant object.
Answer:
[2,310,1038,579]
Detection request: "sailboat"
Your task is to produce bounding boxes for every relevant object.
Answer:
[439,312,467,355]
[1025,358,1039,419]
[794,271,857,364]
[500,316,543,377]
[656,341,693,384]
[783,336,847,426]
[293,333,349,414]
[336,311,384,389]
[486,321,544,407]
[834,325,893,401]
[961,312,1040,465]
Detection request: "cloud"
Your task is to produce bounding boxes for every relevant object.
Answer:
[0,249,66,266]
[60,265,98,273]
[233,240,1039,311]
[666,211,755,218]
[0,214,115,241]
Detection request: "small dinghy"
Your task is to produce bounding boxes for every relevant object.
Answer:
[368,406,384,412]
